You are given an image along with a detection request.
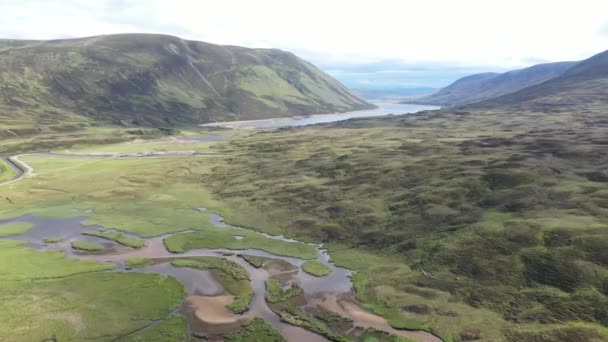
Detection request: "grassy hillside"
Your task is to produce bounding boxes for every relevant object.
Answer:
[413,61,576,106]
[194,52,608,339]
[0,33,372,137]
[472,50,608,113]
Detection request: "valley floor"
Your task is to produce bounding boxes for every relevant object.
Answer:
[2,102,608,341]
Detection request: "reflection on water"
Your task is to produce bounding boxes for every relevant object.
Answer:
[201,101,440,129]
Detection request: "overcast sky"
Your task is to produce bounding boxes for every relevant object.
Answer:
[2,0,607,88]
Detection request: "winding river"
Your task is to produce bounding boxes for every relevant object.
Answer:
[0,211,441,342]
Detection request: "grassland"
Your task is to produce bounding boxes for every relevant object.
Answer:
[301,260,333,277]
[2,95,608,340]
[172,257,253,313]
[0,158,16,183]
[265,279,304,303]
[71,240,104,251]
[121,316,192,342]
[224,317,286,342]
[125,257,152,269]
[164,226,318,259]
[0,33,371,135]
[83,230,145,248]
[0,221,33,237]
[0,239,187,341]
[196,103,608,340]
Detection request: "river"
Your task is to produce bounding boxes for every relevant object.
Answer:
[200,101,439,129]
[0,211,441,342]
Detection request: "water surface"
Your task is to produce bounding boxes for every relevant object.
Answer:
[201,101,439,129]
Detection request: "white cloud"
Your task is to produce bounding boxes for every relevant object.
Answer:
[1,0,607,86]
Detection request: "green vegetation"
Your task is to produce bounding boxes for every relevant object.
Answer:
[164,225,318,259]
[301,260,332,277]
[0,156,220,237]
[171,257,253,313]
[71,240,104,251]
[0,237,186,341]
[125,257,152,269]
[272,303,348,342]
[0,239,113,280]
[2,47,608,340]
[265,279,303,303]
[0,33,371,139]
[239,254,268,268]
[198,85,608,339]
[0,273,186,341]
[121,316,192,342]
[0,221,33,237]
[413,61,575,106]
[83,230,145,248]
[0,158,16,183]
[43,237,63,243]
[224,317,286,342]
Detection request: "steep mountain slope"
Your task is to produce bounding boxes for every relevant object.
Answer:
[412,61,577,106]
[0,34,372,134]
[473,49,608,112]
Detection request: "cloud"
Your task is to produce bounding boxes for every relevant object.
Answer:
[1,0,608,88]
[322,61,512,88]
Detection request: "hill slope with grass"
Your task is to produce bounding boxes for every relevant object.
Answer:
[197,50,608,341]
[471,49,608,112]
[0,33,371,137]
[412,61,577,106]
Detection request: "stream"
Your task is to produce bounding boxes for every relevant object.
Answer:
[0,211,440,342]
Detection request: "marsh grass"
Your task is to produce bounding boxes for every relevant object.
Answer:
[71,240,104,251]
[265,279,303,303]
[224,317,286,342]
[164,226,317,259]
[125,257,151,269]
[301,260,332,277]
[0,222,33,237]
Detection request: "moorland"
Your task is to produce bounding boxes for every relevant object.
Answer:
[0,35,607,342]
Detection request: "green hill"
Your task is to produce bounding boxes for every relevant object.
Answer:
[0,33,372,136]
[413,61,577,106]
[472,49,608,112]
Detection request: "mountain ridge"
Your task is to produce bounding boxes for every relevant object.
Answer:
[469,49,608,111]
[0,33,372,134]
[410,61,578,106]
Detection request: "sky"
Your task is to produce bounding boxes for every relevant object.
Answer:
[1,0,607,89]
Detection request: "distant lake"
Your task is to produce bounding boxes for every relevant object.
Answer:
[201,101,440,129]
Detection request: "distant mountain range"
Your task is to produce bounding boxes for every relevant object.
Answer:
[350,87,437,100]
[410,61,578,106]
[470,49,608,111]
[0,33,372,134]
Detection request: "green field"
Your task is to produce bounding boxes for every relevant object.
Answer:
[0,238,187,341]
[301,260,333,277]
[0,158,17,183]
[1,94,608,341]
[224,317,286,342]
[0,222,33,237]
[164,225,318,259]
[71,240,104,251]
[125,257,152,269]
